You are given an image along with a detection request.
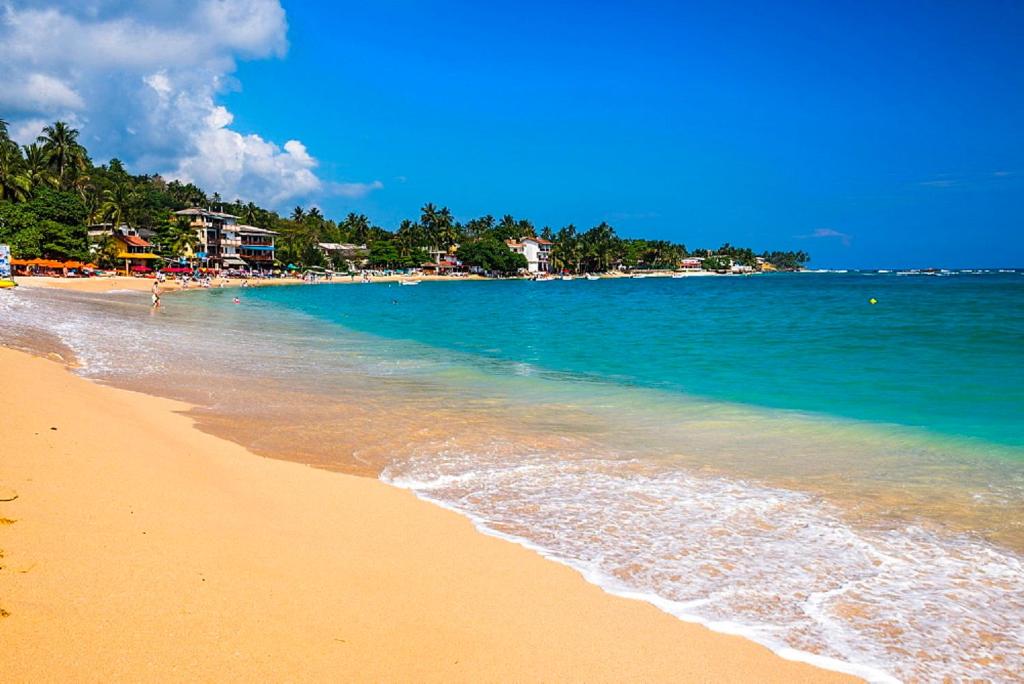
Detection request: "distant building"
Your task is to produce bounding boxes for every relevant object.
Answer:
[505,236,552,273]
[679,257,703,270]
[318,243,367,271]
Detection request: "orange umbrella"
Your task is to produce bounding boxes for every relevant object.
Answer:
[28,258,47,266]
[11,258,30,266]
[64,260,83,268]
[84,263,98,269]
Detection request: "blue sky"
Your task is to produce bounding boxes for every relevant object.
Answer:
[2,1,1022,267]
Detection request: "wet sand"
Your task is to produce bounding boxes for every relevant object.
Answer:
[0,348,851,682]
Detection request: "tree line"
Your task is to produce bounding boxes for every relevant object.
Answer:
[0,119,810,273]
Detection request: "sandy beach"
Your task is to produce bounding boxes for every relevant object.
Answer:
[9,269,723,295]
[0,345,852,682]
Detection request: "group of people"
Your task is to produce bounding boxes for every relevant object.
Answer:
[151,276,248,309]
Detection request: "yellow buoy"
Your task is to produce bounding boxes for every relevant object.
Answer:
[868,298,877,305]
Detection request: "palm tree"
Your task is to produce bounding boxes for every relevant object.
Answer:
[290,206,305,223]
[167,221,201,262]
[93,234,123,270]
[99,183,138,231]
[0,140,30,202]
[241,201,259,225]
[37,121,88,190]
[22,143,55,192]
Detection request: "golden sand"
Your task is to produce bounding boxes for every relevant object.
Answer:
[0,348,852,682]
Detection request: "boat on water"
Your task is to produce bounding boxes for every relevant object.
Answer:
[631,273,648,279]
[399,280,421,286]
[585,274,600,281]
[671,273,687,279]
[561,275,574,281]
[534,275,557,282]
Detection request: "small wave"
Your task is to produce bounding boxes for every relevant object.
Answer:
[383,450,1024,682]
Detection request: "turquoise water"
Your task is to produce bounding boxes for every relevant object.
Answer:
[4,273,1024,681]
[249,272,1024,448]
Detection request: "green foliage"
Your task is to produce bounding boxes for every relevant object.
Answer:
[0,202,43,257]
[761,250,810,270]
[702,255,732,271]
[368,240,402,268]
[27,188,87,226]
[0,119,803,273]
[458,237,528,275]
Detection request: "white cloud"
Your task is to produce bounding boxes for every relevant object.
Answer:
[796,228,852,246]
[0,1,381,208]
[3,73,84,111]
[331,180,385,199]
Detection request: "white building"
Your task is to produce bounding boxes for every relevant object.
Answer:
[505,236,552,273]
[318,243,367,271]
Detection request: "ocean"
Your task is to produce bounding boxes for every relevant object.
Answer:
[2,271,1022,682]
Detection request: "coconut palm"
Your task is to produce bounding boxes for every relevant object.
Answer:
[167,220,201,261]
[0,140,30,202]
[99,183,138,231]
[21,143,55,192]
[37,121,88,190]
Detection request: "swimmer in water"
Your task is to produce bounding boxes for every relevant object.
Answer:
[151,281,161,308]
[233,296,240,304]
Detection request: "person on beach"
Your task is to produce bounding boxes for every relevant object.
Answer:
[151,281,161,308]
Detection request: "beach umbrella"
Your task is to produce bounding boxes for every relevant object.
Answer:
[131,265,152,272]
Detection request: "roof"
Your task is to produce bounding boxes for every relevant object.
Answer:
[318,242,366,251]
[237,224,278,235]
[173,207,239,219]
[115,252,160,260]
[119,234,152,248]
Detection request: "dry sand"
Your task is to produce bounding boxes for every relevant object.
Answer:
[0,348,853,682]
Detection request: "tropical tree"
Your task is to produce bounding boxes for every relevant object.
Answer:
[37,121,88,190]
[93,234,123,269]
[22,143,55,192]
[290,206,305,223]
[167,220,201,262]
[342,214,374,248]
[99,183,138,230]
[0,140,30,202]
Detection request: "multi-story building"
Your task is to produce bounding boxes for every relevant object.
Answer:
[239,225,277,272]
[173,208,239,269]
[505,236,552,273]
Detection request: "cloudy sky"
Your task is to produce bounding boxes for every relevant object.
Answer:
[0,0,380,207]
[2,1,1022,267]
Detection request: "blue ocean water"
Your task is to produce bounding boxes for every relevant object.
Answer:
[248,272,1024,449]
[4,273,1024,681]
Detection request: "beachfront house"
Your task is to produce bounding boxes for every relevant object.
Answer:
[680,257,703,270]
[317,242,367,271]
[173,208,239,270]
[111,230,160,275]
[239,225,277,273]
[505,236,552,273]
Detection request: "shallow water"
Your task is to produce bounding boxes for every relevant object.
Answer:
[2,273,1022,682]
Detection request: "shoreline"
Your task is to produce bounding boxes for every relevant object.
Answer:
[0,345,854,682]
[10,268,737,294]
